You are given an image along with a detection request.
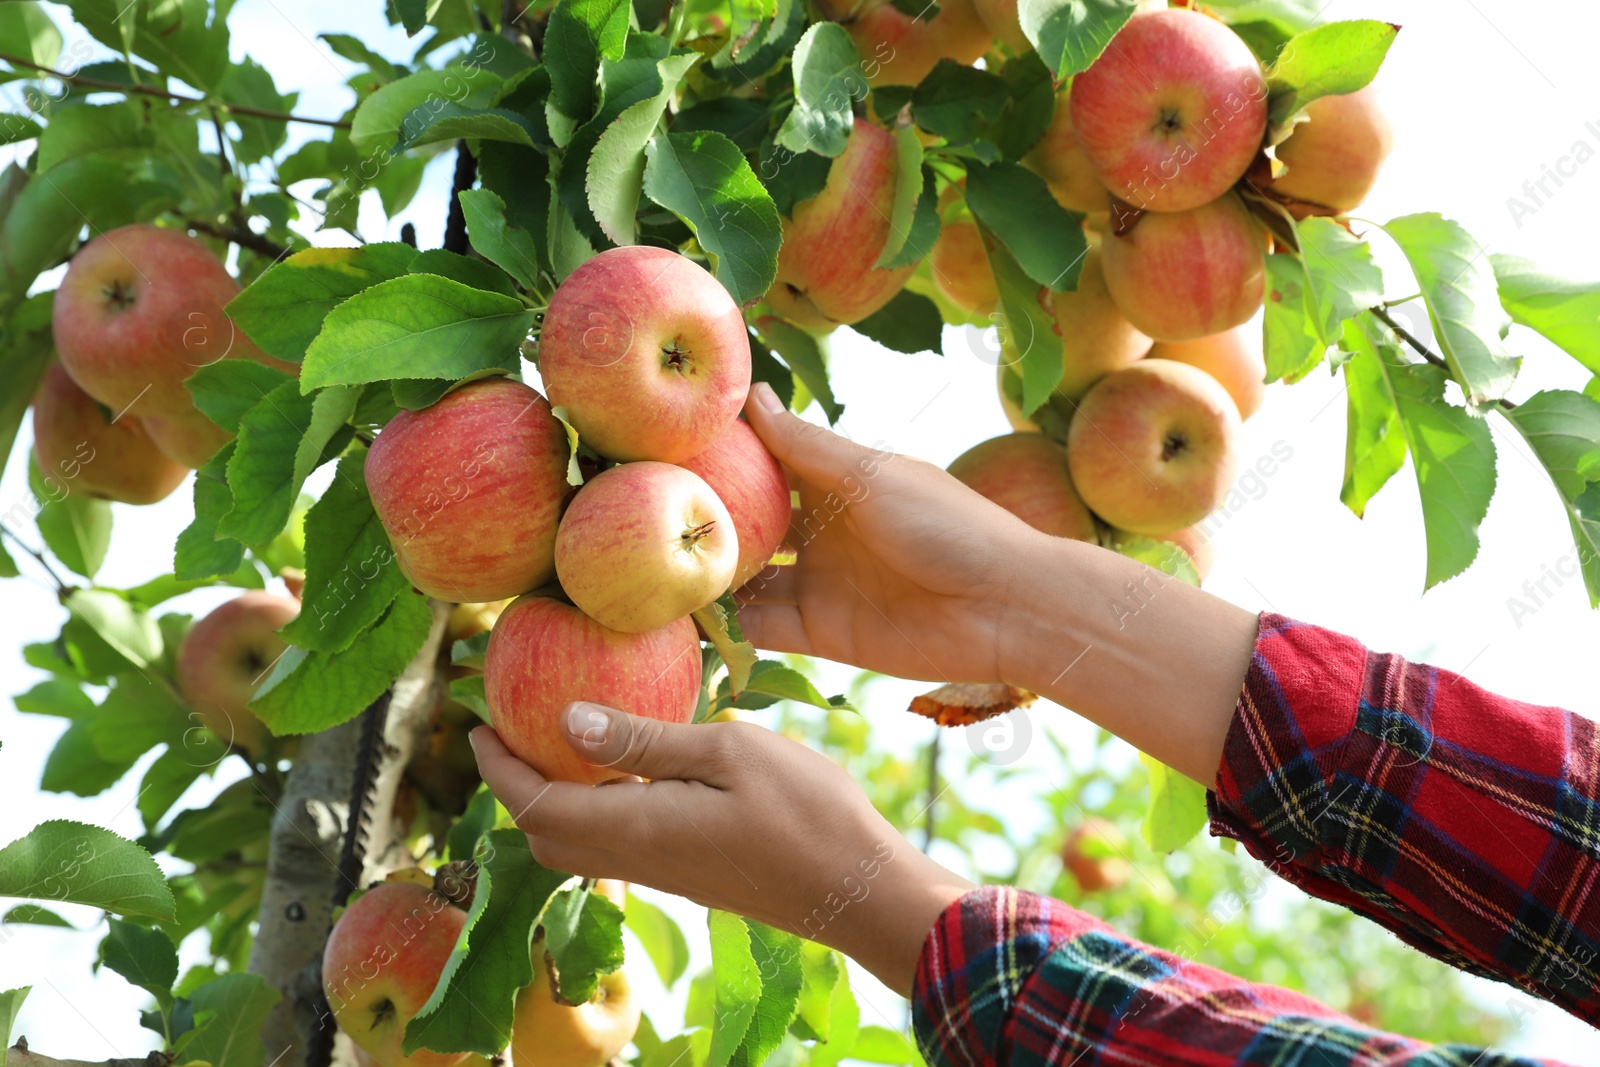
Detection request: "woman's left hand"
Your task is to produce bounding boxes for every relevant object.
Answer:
[470,703,971,996]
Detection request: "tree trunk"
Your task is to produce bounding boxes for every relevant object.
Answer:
[249,600,450,1067]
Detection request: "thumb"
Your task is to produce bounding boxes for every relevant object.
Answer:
[743,382,890,495]
[562,701,717,783]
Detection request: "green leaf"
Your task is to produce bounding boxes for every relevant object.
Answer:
[694,597,757,698]
[186,361,296,435]
[227,243,420,364]
[996,52,1056,162]
[1383,213,1519,405]
[738,661,853,711]
[2,904,71,927]
[624,894,690,988]
[984,234,1063,416]
[1138,753,1208,852]
[64,590,163,671]
[1491,253,1600,377]
[349,67,504,155]
[911,62,1009,146]
[706,911,760,1067]
[849,1027,919,1065]
[102,919,178,996]
[774,23,862,158]
[299,274,536,390]
[403,829,571,1056]
[175,445,247,581]
[0,538,15,580]
[965,161,1085,292]
[65,0,230,92]
[1500,390,1600,607]
[460,189,541,290]
[446,785,499,862]
[397,105,544,152]
[754,319,842,424]
[320,32,406,80]
[137,748,214,831]
[252,591,433,735]
[851,290,944,356]
[14,679,94,718]
[643,131,783,306]
[880,165,941,273]
[1264,218,1383,383]
[587,52,701,246]
[873,127,924,270]
[1266,20,1399,128]
[0,294,53,475]
[1339,321,1407,518]
[543,886,626,1004]
[183,973,281,1067]
[1019,0,1139,81]
[545,0,631,122]
[30,460,112,580]
[0,116,42,148]
[0,987,29,1066]
[217,58,294,163]
[1368,346,1497,589]
[395,0,428,33]
[733,922,804,1067]
[0,820,175,921]
[0,3,62,67]
[216,383,322,545]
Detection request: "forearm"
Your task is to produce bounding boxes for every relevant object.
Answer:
[999,532,1258,785]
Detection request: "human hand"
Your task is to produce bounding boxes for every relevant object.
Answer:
[737,382,1044,686]
[470,703,972,996]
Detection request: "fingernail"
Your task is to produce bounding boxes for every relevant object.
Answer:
[566,702,613,750]
[467,726,488,754]
[753,381,784,414]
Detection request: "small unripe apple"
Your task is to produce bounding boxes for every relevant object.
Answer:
[1269,84,1393,214]
[1048,246,1153,401]
[555,463,738,634]
[1099,193,1265,343]
[948,434,1097,543]
[1066,359,1241,535]
[485,596,701,785]
[323,882,470,1067]
[1071,9,1267,213]
[513,939,641,1067]
[1024,85,1109,214]
[366,378,574,604]
[31,363,188,505]
[540,246,749,464]
[178,591,301,756]
[822,0,991,88]
[51,223,295,468]
[1149,323,1266,419]
[677,418,791,589]
[1062,818,1132,892]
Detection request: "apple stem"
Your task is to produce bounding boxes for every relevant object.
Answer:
[682,520,718,549]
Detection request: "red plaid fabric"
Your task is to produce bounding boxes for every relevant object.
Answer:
[910,613,1597,1066]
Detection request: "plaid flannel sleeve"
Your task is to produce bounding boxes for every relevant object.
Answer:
[912,885,1571,1066]
[1210,613,1600,1022]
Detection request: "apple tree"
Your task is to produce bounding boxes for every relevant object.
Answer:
[0,0,1596,1065]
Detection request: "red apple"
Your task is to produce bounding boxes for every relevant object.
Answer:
[1148,323,1266,419]
[765,118,917,330]
[178,591,301,756]
[366,378,574,604]
[1065,359,1241,535]
[484,596,701,785]
[1048,245,1153,401]
[555,462,737,634]
[929,188,999,317]
[323,882,470,1067]
[948,434,1097,542]
[31,363,188,505]
[1268,84,1393,214]
[677,418,791,588]
[513,939,641,1067]
[1025,85,1110,214]
[51,223,295,468]
[1099,193,1265,343]
[1062,818,1131,893]
[1070,9,1267,213]
[540,246,750,464]
[827,0,991,88]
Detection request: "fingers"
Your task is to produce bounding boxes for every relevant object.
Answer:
[734,562,796,605]
[743,383,891,497]
[736,604,813,656]
[561,701,727,784]
[470,725,560,820]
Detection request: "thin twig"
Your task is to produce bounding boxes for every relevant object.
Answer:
[185,218,289,259]
[441,141,477,254]
[921,730,940,853]
[0,523,71,596]
[0,51,351,128]
[1367,305,1448,370]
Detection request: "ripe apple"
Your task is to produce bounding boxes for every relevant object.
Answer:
[51,223,296,468]
[1025,85,1110,214]
[948,434,1097,543]
[1065,359,1241,535]
[1099,193,1265,343]
[971,0,1029,53]
[1149,323,1266,419]
[824,0,991,88]
[555,462,737,634]
[178,590,301,757]
[1268,84,1393,214]
[513,940,641,1067]
[366,378,574,604]
[323,882,470,1067]
[765,118,917,330]
[540,246,750,464]
[929,188,999,318]
[31,363,188,505]
[677,418,791,588]
[484,596,701,785]
[1062,818,1131,893]
[1048,245,1153,401]
[1070,8,1267,213]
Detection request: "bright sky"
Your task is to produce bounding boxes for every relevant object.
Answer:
[2,0,1599,1061]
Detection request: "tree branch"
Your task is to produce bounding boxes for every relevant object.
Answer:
[441,142,477,255]
[0,52,350,128]
[184,218,289,260]
[921,730,940,853]
[7,1044,169,1067]
[0,523,70,597]
[1367,305,1447,370]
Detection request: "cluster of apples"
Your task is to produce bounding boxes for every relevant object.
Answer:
[366,246,791,785]
[324,879,639,1067]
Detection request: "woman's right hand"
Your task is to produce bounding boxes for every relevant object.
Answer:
[737,382,1043,687]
